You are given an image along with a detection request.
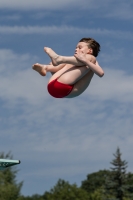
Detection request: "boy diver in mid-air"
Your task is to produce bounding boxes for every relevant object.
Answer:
[32,38,104,98]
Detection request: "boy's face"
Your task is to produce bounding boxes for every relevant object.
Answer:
[75,42,93,55]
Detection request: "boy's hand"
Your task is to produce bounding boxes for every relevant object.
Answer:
[74,50,88,64]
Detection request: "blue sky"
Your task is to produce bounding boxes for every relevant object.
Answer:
[0,0,133,196]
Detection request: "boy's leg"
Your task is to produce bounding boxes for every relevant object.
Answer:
[32,63,66,76]
[44,47,83,66]
[32,61,94,98]
[57,65,91,85]
[65,70,94,98]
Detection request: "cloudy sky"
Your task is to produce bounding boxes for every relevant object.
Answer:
[0,0,133,196]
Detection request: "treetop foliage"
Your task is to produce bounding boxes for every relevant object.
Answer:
[1,148,133,200]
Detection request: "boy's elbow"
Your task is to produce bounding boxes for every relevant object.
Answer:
[99,71,104,77]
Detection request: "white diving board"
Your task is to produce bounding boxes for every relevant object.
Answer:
[0,159,21,170]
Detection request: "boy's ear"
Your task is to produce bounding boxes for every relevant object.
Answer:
[88,48,93,54]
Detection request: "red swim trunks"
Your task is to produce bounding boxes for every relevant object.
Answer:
[47,78,74,98]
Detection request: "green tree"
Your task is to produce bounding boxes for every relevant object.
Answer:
[103,147,133,200]
[88,188,103,200]
[43,179,90,200]
[18,194,43,200]
[0,152,23,200]
[81,170,111,194]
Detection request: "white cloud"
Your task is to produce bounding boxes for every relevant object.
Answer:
[0,49,49,106]
[0,49,32,67]
[105,2,133,20]
[0,0,90,10]
[0,0,132,22]
[99,44,125,63]
[30,12,51,20]
[0,14,21,21]
[0,26,133,41]
[87,68,133,103]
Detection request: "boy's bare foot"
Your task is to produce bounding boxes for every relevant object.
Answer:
[32,63,47,76]
[44,47,62,66]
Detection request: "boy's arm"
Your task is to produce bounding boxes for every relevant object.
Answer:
[86,60,104,77]
[74,53,104,77]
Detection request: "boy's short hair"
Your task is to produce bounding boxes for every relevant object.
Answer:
[79,38,100,57]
